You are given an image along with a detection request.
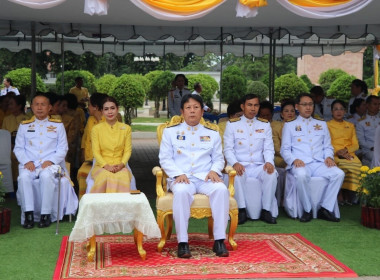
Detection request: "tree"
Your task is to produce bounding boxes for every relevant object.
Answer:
[55,70,96,95]
[4,68,46,100]
[318,69,347,93]
[130,74,150,96]
[95,74,118,94]
[246,80,269,101]
[145,70,163,99]
[220,65,247,104]
[274,73,308,102]
[110,74,145,124]
[300,74,313,91]
[187,74,219,109]
[150,71,175,118]
[327,74,357,102]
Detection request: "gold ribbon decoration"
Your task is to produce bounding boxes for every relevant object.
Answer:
[140,0,224,13]
[288,0,352,7]
[239,0,268,8]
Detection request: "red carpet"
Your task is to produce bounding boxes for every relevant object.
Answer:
[54,233,357,279]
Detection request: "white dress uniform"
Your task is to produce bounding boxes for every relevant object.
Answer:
[280,115,344,213]
[313,97,335,121]
[159,121,229,243]
[223,115,278,218]
[192,90,210,112]
[348,92,367,109]
[346,113,362,126]
[14,116,68,217]
[168,88,191,117]
[356,114,380,166]
[1,86,20,96]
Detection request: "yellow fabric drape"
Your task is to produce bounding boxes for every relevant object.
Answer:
[289,0,351,7]
[373,45,380,96]
[239,0,267,8]
[141,0,224,13]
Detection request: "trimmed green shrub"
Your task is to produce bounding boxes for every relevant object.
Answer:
[110,74,145,124]
[318,69,347,93]
[327,74,357,102]
[187,73,219,108]
[95,74,117,94]
[246,80,269,102]
[150,71,175,117]
[55,70,96,95]
[4,68,46,99]
[220,66,247,104]
[145,70,163,100]
[274,73,308,102]
[300,74,313,91]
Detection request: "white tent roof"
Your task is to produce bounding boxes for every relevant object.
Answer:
[0,0,379,56]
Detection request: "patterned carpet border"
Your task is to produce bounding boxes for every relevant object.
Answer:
[54,233,357,280]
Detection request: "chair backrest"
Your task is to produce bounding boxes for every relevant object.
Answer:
[0,129,11,164]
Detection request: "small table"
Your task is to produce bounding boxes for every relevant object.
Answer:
[69,193,161,261]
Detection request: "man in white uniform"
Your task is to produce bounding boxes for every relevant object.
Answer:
[1,78,20,96]
[14,93,68,229]
[159,94,229,258]
[281,93,344,223]
[310,86,334,121]
[192,82,211,112]
[168,74,190,117]
[356,95,380,166]
[224,94,278,225]
[348,79,367,109]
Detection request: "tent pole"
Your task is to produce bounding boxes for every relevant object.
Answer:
[61,35,65,95]
[269,34,273,103]
[31,21,36,96]
[219,28,223,113]
[271,39,276,104]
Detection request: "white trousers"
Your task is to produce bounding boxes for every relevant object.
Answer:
[290,162,344,212]
[18,167,56,214]
[169,177,229,243]
[234,164,278,218]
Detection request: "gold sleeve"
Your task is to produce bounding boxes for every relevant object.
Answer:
[91,125,107,167]
[121,125,132,165]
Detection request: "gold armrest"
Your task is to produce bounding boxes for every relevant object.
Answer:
[224,166,236,197]
[152,166,165,197]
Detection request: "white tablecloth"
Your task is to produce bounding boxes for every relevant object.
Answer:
[69,193,160,242]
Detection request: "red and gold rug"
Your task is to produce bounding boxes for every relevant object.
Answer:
[54,233,357,279]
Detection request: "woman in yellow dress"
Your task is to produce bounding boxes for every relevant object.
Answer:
[271,99,296,168]
[327,100,361,204]
[90,96,132,193]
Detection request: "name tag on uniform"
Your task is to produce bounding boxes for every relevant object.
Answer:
[200,136,211,142]
[255,129,264,133]
[27,124,35,132]
[177,135,185,140]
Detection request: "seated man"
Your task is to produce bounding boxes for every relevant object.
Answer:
[310,86,334,121]
[159,94,229,258]
[224,94,278,225]
[14,92,69,229]
[356,95,380,166]
[280,93,344,223]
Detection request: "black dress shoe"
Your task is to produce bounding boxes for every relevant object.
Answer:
[260,210,277,224]
[317,207,340,222]
[300,210,313,223]
[177,242,191,258]
[23,211,34,229]
[238,208,247,225]
[38,214,52,228]
[213,239,229,257]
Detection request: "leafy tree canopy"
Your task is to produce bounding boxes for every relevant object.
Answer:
[300,74,313,91]
[327,74,357,102]
[220,65,247,104]
[187,73,219,105]
[246,80,269,101]
[95,74,117,94]
[145,70,163,100]
[318,69,347,93]
[55,70,96,95]
[274,73,308,102]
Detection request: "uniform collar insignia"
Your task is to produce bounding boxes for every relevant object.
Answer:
[313,124,322,130]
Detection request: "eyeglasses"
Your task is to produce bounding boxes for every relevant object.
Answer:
[298,103,314,107]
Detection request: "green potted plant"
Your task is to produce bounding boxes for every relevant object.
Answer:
[357,166,380,229]
[0,171,11,234]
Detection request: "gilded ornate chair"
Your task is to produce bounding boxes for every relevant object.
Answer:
[152,116,238,253]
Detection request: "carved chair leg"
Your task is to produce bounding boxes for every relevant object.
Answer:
[157,211,167,253]
[228,209,238,250]
[165,214,173,240]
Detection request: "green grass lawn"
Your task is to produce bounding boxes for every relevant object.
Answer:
[1,198,379,280]
[131,125,158,132]
[131,117,169,123]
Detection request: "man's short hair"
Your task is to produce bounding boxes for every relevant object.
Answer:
[75,77,83,83]
[180,94,203,109]
[295,93,313,104]
[4,77,13,86]
[194,82,201,91]
[310,86,324,96]
[31,92,51,104]
[48,92,63,106]
[241,94,259,104]
[366,95,380,104]
[63,93,78,110]
[259,100,274,115]
[227,99,242,118]
[352,79,368,95]
[350,98,365,115]
[90,92,108,109]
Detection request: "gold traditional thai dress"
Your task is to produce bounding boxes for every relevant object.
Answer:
[91,121,132,193]
[2,113,28,181]
[271,120,286,168]
[327,119,361,191]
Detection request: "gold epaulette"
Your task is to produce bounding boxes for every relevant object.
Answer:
[257,117,269,123]
[49,117,62,123]
[346,115,353,119]
[50,114,62,121]
[229,117,241,123]
[286,117,296,122]
[204,121,219,132]
[21,116,35,125]
[358,115,366,122]
[313,115,325,121]
[166,115,183,128]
